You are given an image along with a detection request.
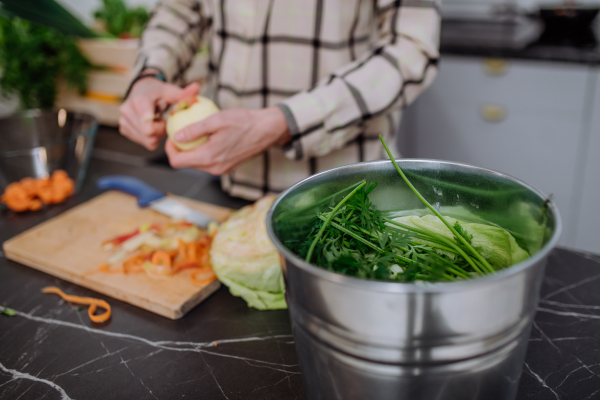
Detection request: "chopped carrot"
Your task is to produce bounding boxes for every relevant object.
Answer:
[4,198,30,212]
[174,261,200,272]
[151,251,172,267]
[37,187,54,204]
[29,199,42,211]
[123,253,148,268]
[33,178,51,191]
[190,266,216,285]
[186,242,197,262]
[42,286,111,323]
[51,170,70,182]
[83,263,123,276]
[1,171,75,212]
[19,178,37,196]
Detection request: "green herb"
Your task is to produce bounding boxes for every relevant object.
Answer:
[1,307,16,317]
[453,221,473,244]
[77,305,85,312]
[284,138,530,283]
[93,0,150,38]
[0,16,91,109]
[305,180,367,263]
[379,136,495,274]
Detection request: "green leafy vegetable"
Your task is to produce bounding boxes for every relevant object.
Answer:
[211,196,286,310]
[454,221,473,244]
[284,137,531,283]
[93,0,150,38]
[0,16,91,109]
[1,307,16,317]
[379,136,495,274]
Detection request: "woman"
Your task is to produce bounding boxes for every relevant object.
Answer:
[119,0,440,200]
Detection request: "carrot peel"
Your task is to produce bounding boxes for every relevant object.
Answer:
[42,286,111,323]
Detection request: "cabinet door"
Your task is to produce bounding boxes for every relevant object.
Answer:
[410,56,590,247]
[574,73,600,254]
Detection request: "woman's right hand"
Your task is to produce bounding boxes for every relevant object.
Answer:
[119,72,200,150]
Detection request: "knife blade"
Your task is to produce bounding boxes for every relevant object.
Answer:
[97,175,216,228]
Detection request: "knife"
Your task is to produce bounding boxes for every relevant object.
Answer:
[97,175,216,228]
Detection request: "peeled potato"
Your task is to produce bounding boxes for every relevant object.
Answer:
[166,95,220,151]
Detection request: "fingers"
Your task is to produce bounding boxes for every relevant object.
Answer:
[162,82,200,104]
[119,105,164,150]
[132,99,162,137]
[165,139,196,168]
[177,82,201,101]
[165,139,233,175]
[174,112,222,143]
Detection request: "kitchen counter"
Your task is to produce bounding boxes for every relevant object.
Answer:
[440,18,600,65]
[1,158,600,399]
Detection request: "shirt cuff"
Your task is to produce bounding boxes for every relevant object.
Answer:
[277,92,327,161]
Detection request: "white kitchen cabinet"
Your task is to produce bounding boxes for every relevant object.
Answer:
[573,72,600,254]
[402,56,593,249]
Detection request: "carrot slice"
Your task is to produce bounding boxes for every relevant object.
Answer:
[42,286,111,323]
[19,178,37,196]
[5,198,31,212]
[151,251,172,267]
[51,170,70,182]
[37,187,54,204]
[28,199,42,211]
[174,261,200,273]
[190,267,216,285]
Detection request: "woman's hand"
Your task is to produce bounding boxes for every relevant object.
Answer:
[165,107,291,175]
[119,72,200,150]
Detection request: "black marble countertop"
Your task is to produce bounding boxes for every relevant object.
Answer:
[440,18,600,65]
[1,158,600,399]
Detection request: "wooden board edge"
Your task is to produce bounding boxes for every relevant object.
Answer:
[174,279,222,319]
[3,248,217,320]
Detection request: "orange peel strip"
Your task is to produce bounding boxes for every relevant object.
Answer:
[42,286,111,323]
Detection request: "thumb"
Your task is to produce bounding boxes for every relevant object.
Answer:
[161,82,200,104]
[174,112,221,143]
[177,82,201,101]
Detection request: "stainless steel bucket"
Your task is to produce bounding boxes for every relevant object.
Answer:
[266,160,561,400]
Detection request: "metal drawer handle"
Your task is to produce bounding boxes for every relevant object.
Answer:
[479,104,507,122]
[482,58,509,76]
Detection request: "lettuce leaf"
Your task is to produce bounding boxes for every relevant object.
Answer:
[392,215,529,269]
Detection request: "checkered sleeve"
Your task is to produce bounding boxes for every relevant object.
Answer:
[131,0,205,84]
[278,0,441,161]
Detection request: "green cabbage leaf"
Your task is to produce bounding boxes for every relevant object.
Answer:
[392,215,529,269]
[210,196,286,310]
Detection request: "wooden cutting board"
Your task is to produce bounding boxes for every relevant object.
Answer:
[2,191,233,320]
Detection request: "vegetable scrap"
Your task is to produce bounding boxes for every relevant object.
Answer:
[1,307,15,317]
[87,220,217,285]
[1,170,75,212]
[285,136,530,283]
[42,286,111,323]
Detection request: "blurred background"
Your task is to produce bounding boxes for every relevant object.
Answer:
[0,0,598,254]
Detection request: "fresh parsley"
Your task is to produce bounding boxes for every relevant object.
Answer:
[284,137,521,283]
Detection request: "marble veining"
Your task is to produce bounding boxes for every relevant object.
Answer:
[0,361,72,400]
[1,159,598,400]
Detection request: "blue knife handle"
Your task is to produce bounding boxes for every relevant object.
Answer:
[97,175,165,207]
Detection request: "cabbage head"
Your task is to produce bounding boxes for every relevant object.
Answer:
[210,195,286,310]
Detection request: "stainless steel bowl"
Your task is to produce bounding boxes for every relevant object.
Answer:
[0,109,98,191]
[267,159,561,400]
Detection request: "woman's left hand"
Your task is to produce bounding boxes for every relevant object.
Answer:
[165,107,291,175]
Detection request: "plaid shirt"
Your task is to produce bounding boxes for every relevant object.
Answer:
[134,0,441,200]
